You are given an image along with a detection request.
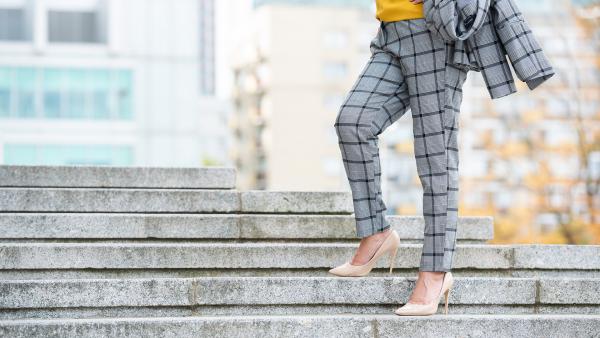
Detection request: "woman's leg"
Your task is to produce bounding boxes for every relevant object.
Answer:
[334,24,411,262]
[391,18,468,273]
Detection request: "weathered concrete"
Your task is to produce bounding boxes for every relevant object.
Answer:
[0,189,353,213]
[539,278,600,304]
[0,165,236,189]
[0,164,597,335]
[0,213,493,242]
[0,243,598,271]
[0,243,512,269]
[2,267,600,280]
[0,277,544,309]
[1,314,599,338]
[3,304,600,320]
[513,245,600,269]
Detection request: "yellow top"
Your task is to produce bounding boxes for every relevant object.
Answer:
[375,0,424,22]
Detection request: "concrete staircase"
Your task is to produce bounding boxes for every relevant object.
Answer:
[0,165,598,337]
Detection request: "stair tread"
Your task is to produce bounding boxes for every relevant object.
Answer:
[1,314,599,338]
[0,165,236,189]
[2,276,598,309]
[1,243,598,270]
[0,213,494,241]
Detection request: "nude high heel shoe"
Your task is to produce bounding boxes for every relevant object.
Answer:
[394,271,454,316]
[328,229,400,277]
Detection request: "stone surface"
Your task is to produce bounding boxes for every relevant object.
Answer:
[0,213,492,241]
[0,164,598,337]
[0,243,513,269]
[2,243,598,271]
[0,189,353,213]
[0,165,236,189]
[1,314,599,338]
[239,190,353,213]
[3,268,600,280]
[0,277,547,309]
[539,278,600,304]
[3,304,600,320]
[513,245,600,270]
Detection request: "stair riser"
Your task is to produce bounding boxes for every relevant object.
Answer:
[0,189,353,213]
[0,214,493,241]
[1,304,600,320]
[1,278,597,309]
[1,315,599,338]
[1,244,598,270]
[0,165,236,189]
[1,268,600,280]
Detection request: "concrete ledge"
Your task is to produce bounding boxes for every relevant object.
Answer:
[3,304,600,320]
[1,314,599,338]
[0,277,552,309]
[0,165,237,189]
[0,189,353,213]
[0,214,493,241]
[0,243,597,270]
[539,278,600,304]
[5,276,596,309]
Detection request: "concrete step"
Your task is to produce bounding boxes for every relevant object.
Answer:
[0,213,493,243]
[0,165,236,189]
[0,189,353,213]
[0,314,599,338]
[0,243,597,272]
[1,277,598,318]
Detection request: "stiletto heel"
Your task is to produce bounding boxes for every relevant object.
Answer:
[444,288,450,315]
[394,271,454,316]
[328,229,401,277]
[389,246,398,274]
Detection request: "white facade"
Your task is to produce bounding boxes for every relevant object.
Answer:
[0,0,230,167]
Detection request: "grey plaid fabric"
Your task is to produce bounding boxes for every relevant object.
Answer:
[425,0,491,41]
[334,18,467,272]
[423,0,555,99]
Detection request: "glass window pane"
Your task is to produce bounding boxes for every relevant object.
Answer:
[15,68,36,118]
[92,91,109,119]
[0,8,27,41]
[115,71,133,119]
[65,69,86,118]
[0,66,133,121]
[66,92,85,118]
[0,68,11,117]
[43,92,60,118]
[42,69,64,118]
[48,11,102,43]
[0,89,9,117]
[89,69,110,119]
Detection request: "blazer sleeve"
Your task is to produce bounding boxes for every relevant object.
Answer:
[492,0,555,90]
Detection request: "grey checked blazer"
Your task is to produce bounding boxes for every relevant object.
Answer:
[423,0,555,99]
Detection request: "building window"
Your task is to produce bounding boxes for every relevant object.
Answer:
[48,10,104,43]
[4,144,134,166]
[0,66,133,120]
[0,7,28,41]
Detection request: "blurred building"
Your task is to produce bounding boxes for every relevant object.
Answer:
[231,0,373,190]
[0,0,230,167]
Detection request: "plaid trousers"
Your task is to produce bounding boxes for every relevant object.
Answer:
[334,18,468,272]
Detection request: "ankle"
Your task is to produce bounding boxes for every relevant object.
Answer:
[419,271,445,280]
